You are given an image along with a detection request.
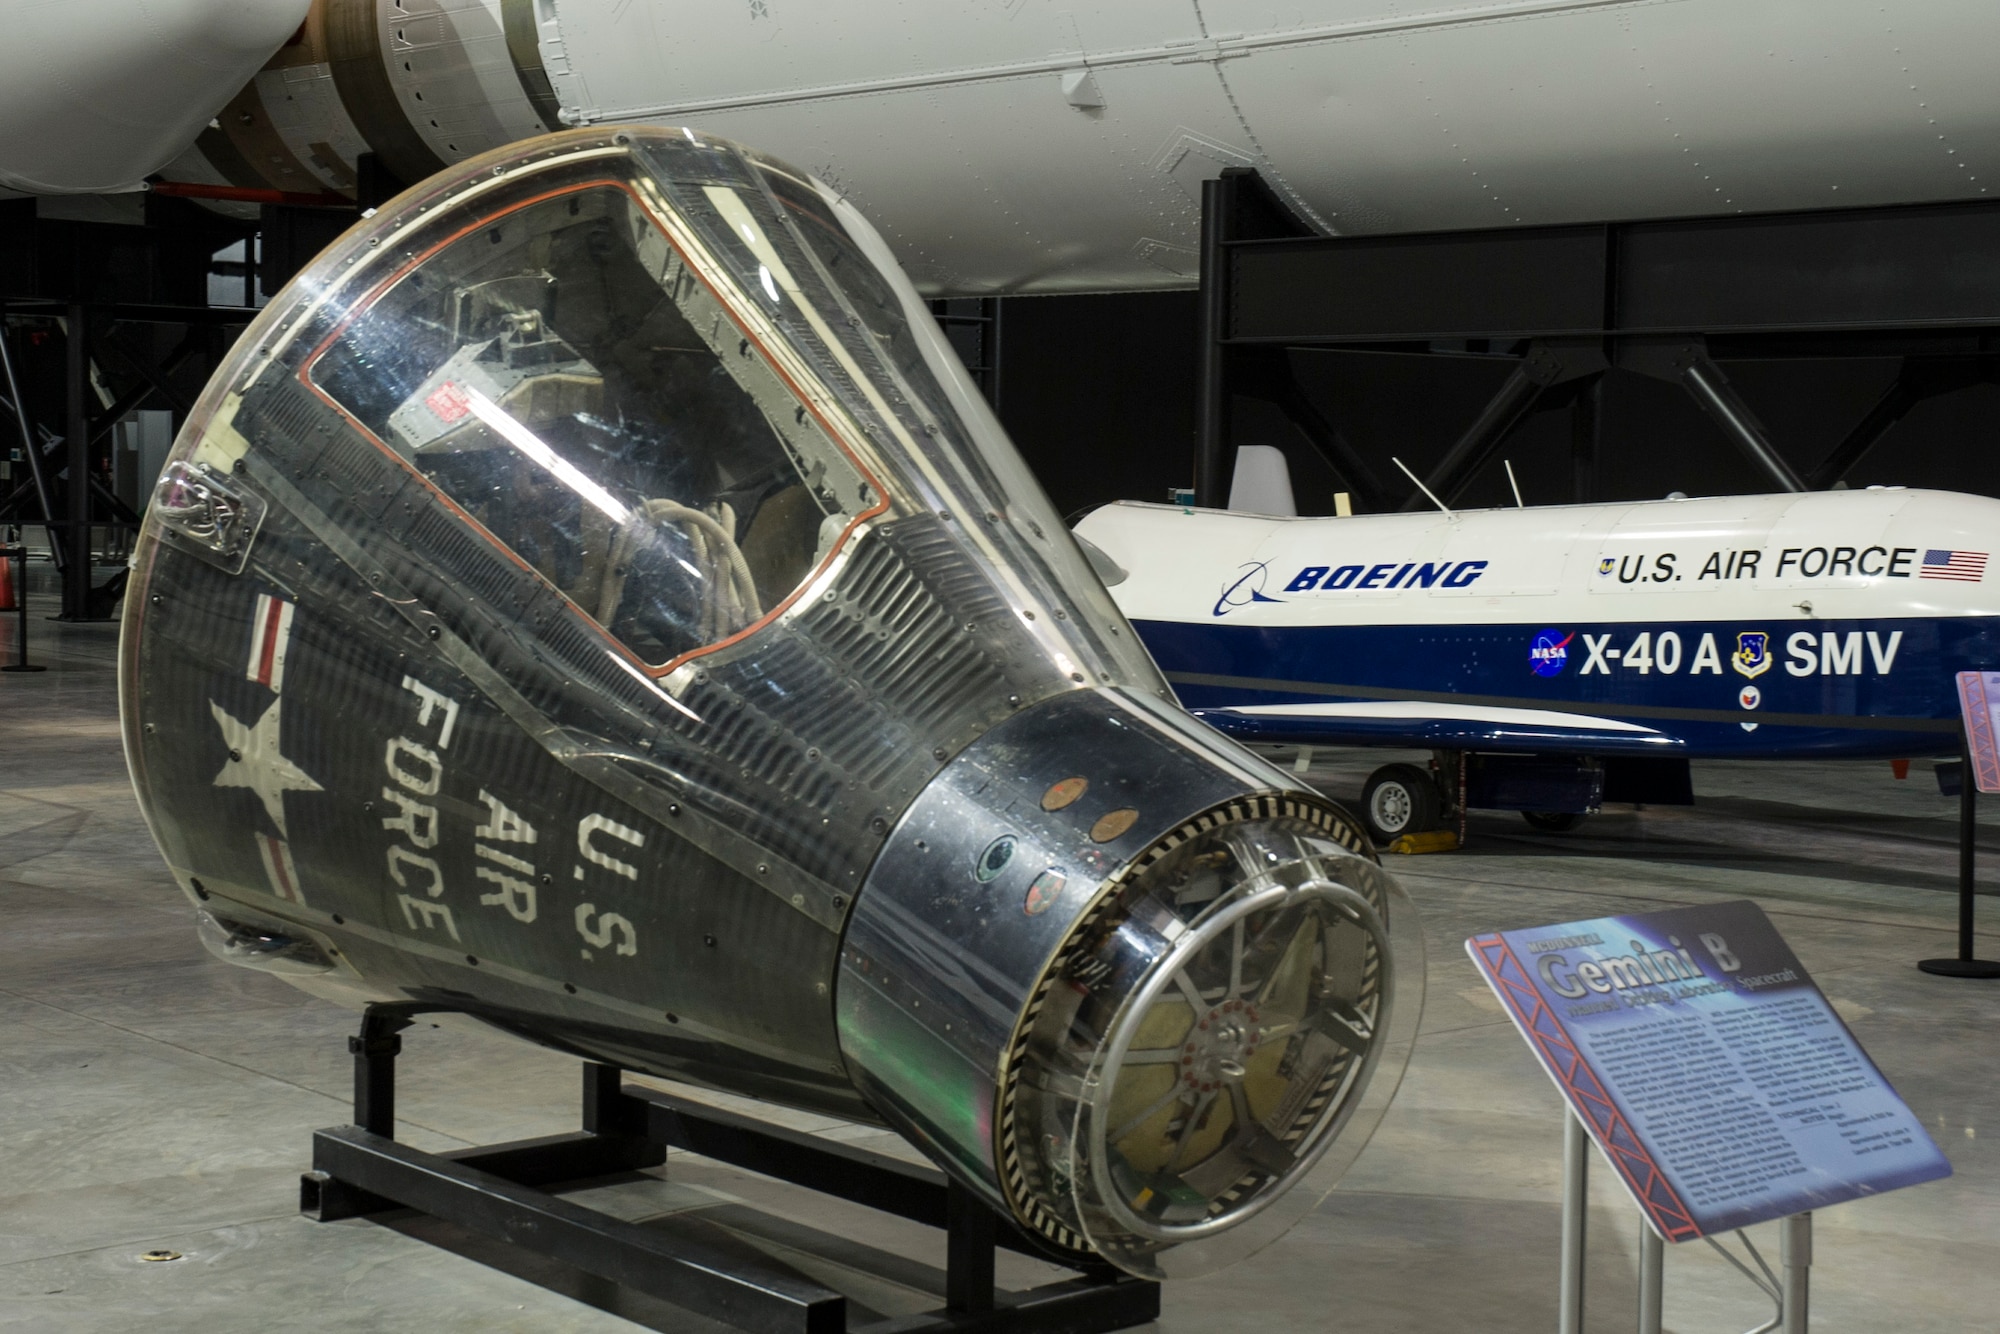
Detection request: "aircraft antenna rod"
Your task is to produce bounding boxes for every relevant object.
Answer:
[1391,457,1451,514]
[1505,459,1525,508]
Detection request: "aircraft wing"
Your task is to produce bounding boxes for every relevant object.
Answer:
[1193,700,1686,754]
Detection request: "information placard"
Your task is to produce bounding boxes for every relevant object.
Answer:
[1957,670,2000,793]
[1468,900,1951,1240]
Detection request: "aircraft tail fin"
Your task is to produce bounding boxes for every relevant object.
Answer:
[1227,444,1297,516]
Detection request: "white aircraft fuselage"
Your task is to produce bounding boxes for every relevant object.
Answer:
[1077,488,2000,760]
[7,1,2000,294]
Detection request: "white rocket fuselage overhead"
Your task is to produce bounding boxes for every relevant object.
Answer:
[7,2,2000,291]
[0,0,312,196]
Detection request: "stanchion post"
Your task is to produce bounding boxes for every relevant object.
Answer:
[1559,1110,1588,1334]
[1920,724,2000,977]
[0,546,45,673]
[1780,1212,1810,1334]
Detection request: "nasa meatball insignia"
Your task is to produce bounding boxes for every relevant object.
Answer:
[1529,629,1573,677]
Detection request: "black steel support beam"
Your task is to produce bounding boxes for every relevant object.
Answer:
[1680,357,1805,492]
[350,1015,406,1137]
[1226,195,2000,348]
[1405,362,1540,510]
[1620,339,1806,493]
[1807,355,1996,488]
[88,327,203,448]
[1195,177,1234,507]
[2,299,260,327]
[1235,349,1391,512]
[1196,169,1317,508]
[59,304,90,619]
[303,1016,1157,1334]
[0,310,62,565]
[1810,374,1920,490]
[1407,340,1607,509]
[946,1180,998,1315]
[312,1125,849,1334]
[97,328,195,419]
[1571,374,1602,504]
[608,1078,1070,1265]
[927,297,1005,409]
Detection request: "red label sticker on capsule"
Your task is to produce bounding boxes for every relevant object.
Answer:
[426,381,471,424]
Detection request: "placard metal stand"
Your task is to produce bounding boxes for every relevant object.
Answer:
[1919,723,2000,978]
[1556,1111,1809,1334]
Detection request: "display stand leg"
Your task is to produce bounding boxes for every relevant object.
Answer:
[301,1006,1159,1334]
[1919,731,2000,978]
[1637,1220,1663,1334]
[1559,1111,1588,1334]
[1780,1213,1811,1334]
[1554,1110,1809,1334]
[351,1008,407,1136]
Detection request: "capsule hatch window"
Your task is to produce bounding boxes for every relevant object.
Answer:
[303,180,876,672]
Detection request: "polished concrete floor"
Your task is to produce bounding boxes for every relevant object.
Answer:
[2,575,1995,1332]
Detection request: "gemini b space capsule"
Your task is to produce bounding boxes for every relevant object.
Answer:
[120,127,1422,1278]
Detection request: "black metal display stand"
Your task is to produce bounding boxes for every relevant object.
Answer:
[301,1005,1160,1334]
[1919,733,2000,979]
[0,545,44,672]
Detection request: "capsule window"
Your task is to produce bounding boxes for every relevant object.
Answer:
[304,183,872,670]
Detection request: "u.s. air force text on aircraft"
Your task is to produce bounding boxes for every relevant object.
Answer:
[1276,546,1923,594]
[1596,546,1920,585]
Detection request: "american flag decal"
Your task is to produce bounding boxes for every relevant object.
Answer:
[257,832,306,905]
[1921,549,1988,582]
[246,593,295,691]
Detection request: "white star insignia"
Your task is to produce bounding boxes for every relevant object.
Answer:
[210,699,324,839]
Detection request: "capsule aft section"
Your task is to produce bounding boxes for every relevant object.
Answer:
[119,127,1424,1279]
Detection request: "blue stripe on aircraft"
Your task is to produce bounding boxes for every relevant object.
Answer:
[1132,616,2000,759]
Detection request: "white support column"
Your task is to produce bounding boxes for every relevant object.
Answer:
[1781,1212,1811,1334]
[1559,1111,1588,1334]
[1637,1219,1664,1334]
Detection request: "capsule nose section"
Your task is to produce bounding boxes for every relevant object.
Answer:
[834,688,1424,1278]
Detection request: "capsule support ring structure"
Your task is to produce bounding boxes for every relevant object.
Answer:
[838,686,1421,1278]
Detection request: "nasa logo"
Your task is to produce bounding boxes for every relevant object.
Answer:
[1739,684,1762,710]
[1212,562,1282,617]
[1733,631,1772,679]
[1597,558,1615,578]
[1529,628,1574,677]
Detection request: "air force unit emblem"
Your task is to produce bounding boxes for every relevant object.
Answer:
[1733,631,1772,678]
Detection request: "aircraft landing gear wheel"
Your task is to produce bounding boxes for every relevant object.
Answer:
[1362,763,1441,844]
[1522,811,1584,832]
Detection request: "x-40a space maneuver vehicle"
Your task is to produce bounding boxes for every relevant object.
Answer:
[119,126,1424,1280]
[1075,485,2000,844]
